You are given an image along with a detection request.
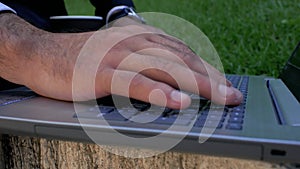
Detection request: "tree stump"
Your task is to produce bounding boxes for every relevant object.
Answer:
[0,135,286,169]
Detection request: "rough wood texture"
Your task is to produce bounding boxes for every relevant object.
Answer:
[0,135,286,169]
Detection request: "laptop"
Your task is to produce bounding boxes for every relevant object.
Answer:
[0,41,299,163]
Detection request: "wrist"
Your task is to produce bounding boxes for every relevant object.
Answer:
[110,16,144,27]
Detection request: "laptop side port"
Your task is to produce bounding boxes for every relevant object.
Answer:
[264,145,300,163]
[270,149,286,156]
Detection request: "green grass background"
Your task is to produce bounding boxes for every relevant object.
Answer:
[64,0,300,77]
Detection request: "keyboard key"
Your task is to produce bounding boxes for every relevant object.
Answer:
[130,113,160,123]
[199,114,225,122]
[131,99,151,111]
[74,106,115,119]
[194,119,223,129]
[74,112,99,119]
[228,116,243,124]
[98,106,115,114]
[226,123,243,130]
[162,107,173,116]
[102,110,127,121]
[118,109,137,119]
[153,117,176,125]
[232,106,245,112]
[229,112,244,118]
[201,110,227,117]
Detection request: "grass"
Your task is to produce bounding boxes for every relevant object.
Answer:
[64,0,300,77]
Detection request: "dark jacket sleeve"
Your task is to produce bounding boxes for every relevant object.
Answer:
[0,0,67,30]
[89,0,135,19]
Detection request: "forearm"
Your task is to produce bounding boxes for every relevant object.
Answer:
[0,13,44,84]
[0,13,89,87]
[0,12,97,100]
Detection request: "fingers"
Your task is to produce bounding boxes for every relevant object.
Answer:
[97,68,191,109]
[98,53,242,109]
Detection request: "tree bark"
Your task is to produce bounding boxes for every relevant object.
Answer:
[0,135,284,169]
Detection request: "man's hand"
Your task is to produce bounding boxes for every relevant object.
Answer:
[0,14,243,109]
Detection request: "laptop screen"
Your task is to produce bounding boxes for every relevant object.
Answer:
[279,41,300,102]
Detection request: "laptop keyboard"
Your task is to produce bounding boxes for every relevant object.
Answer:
[0,87,36,106]
[75,75,249,131]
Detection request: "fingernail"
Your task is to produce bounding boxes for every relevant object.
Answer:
[170,90,187,103]
[218,84,234,97]
[233,88,243,103]
[226,80,232,87]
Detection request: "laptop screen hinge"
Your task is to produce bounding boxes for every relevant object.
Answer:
[266,80,286,125]
[267,79,300,126]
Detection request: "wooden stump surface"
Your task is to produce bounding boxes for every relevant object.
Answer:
[0,135,287,169]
